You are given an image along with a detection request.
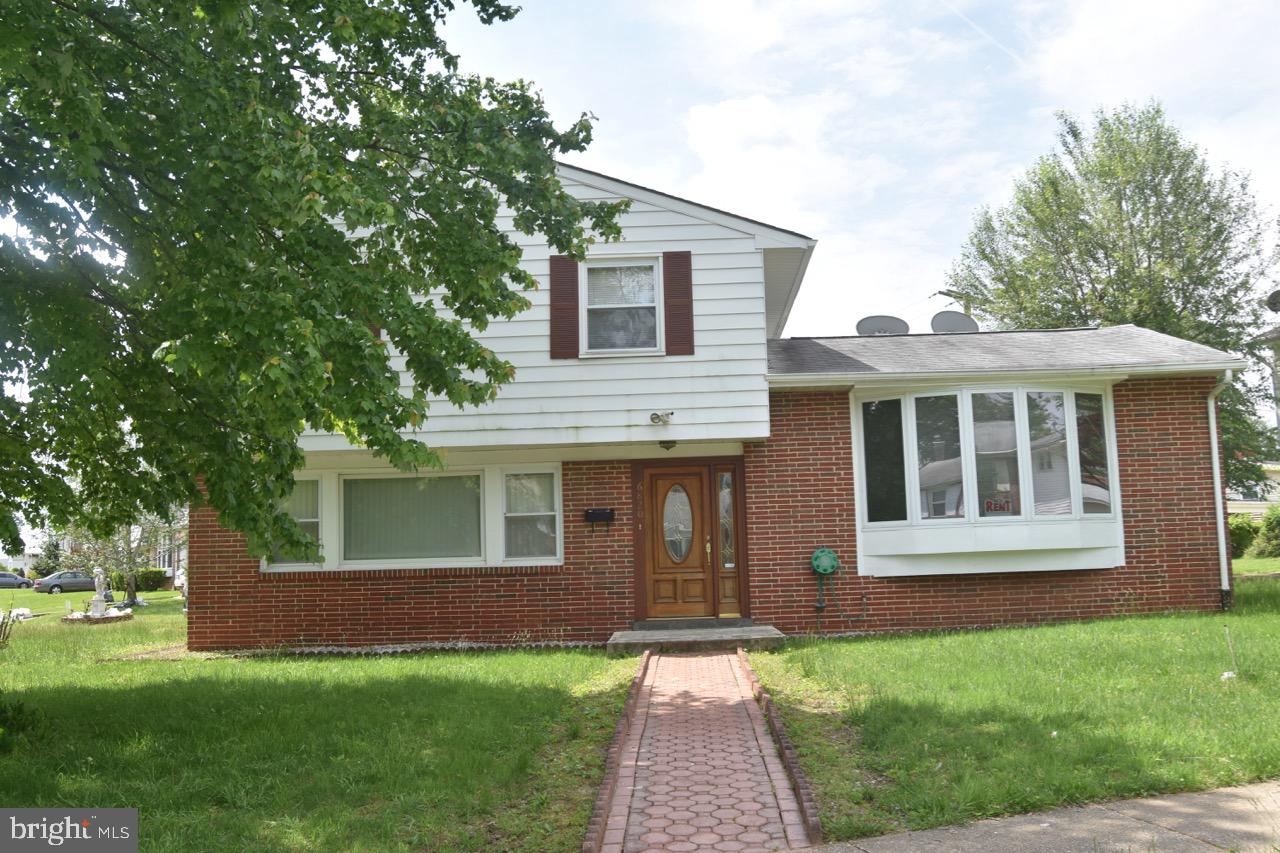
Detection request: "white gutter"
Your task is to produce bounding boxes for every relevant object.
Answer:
[1208,369,1233,607]
[766,359,1248,388]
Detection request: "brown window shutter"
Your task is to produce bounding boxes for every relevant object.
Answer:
[549,254,580,359]
[663,250,694,355]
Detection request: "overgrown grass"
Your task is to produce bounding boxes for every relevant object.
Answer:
[0,599,635,851]
[1235,555,1280,576]
[750,580,1280,840]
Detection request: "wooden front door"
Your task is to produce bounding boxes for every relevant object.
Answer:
[640,462,746,619]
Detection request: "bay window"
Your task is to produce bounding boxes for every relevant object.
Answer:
[915,394,963,519]
[1075,393,1112,513]
[861,398,908,522]
[1027,391,1071,515]
[854,385,1123,576]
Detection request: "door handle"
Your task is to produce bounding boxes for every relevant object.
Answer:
[705,537,712,562]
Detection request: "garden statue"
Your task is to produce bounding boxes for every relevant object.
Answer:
[90,567,108,617]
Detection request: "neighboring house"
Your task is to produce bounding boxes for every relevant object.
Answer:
[1227,463,1280,520]
[187,164,1244,650]
[1,554,35,573]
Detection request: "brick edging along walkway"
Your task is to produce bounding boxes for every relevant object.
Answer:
[589,651,814,852]
[584,650,654,853]
[736,648,824,845]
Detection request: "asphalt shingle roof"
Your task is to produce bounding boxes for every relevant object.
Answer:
[767,325,1243,378]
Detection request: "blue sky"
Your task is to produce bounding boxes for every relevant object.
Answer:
[443,0,1280,335]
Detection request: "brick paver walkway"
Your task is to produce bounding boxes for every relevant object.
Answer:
[601,653,810,853]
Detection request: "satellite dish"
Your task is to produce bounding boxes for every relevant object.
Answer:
[931,310,980,334]
[1267,290,1280,313]
[856,315,910,336]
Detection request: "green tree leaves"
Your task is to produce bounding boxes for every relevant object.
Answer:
[946,103,1280,492]
[0,1,624,557]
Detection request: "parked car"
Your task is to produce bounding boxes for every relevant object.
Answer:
[0,571,32,589]
[32,570,95,594]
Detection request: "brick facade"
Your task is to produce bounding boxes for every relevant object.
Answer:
[743,380,1227,635]
[187,461,637,650]
[187,378,1228,650]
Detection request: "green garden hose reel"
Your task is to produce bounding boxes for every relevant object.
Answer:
[811,547,840,612]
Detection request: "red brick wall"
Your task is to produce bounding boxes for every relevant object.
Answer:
[188,378,1228,650]
[743,380,1227,635]
[187,461,636,650]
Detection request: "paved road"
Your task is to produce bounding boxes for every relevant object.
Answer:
[816,780,1280,852]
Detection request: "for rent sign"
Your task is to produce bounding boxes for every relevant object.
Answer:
[2,810,137,851]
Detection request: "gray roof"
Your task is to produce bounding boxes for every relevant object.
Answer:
[768,325,1244,380]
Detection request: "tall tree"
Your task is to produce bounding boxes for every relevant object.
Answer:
[945,103,1280,492]
[0,1,624,558]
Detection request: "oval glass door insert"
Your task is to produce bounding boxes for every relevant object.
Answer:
[663,484,693,562]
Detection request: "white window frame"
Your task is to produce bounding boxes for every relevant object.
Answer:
[851,382,1124,577]
[499,466,564,562]
[268,475,324,569]
[908,391,967,524]
[261,463,563,573]
[578,256,665,357]
[339,470,488,569]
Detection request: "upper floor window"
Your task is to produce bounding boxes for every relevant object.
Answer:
[857,386,1116,527]
[582,259,662,353]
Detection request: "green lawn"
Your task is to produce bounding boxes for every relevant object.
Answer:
[2,585,107,615]
[750,579,1280,841]
[1234,555,1280,576]
[0,599,634,852]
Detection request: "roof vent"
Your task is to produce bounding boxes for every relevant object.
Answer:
[930,310,980,334]
[856,315,910,336]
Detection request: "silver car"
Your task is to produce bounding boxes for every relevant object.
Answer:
[32,570,95,594]
[0,571,32,589]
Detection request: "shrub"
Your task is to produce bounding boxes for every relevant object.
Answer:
[1229,513,1259,558]
[1246,504,1280,558]
[107,568,169,593]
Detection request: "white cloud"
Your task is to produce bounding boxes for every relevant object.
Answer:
[679,93,902,235]
[1028,0,1280,203]
[442,0,1280,337]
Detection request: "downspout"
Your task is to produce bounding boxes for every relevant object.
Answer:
[1208,369,1233,609]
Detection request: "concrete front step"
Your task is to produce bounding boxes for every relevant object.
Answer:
[606,625,785,656]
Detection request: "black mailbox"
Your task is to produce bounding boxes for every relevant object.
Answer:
[583,508,616,524]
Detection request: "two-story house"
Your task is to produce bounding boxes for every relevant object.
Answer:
[187,164,1244,650]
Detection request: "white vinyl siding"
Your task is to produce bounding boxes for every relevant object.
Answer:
[299,174,771,450]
